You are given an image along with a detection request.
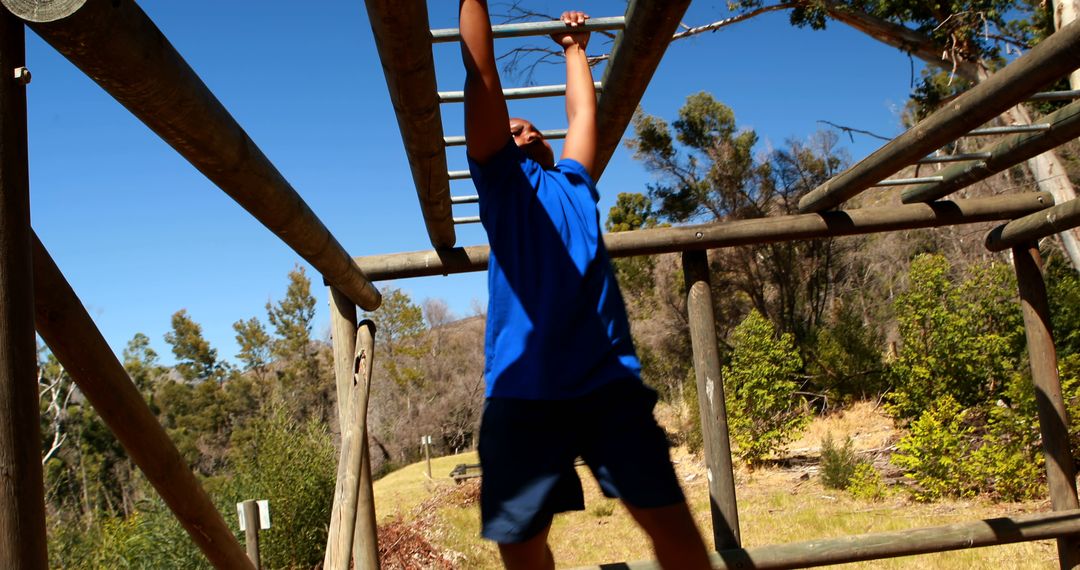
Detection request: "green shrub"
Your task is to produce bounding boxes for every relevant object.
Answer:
[819,433,860,491]
[893,396,977,501]
[847,463,887,501]
[723,310,808,467]
[683,367,704,455]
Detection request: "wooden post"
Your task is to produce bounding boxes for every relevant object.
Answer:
[32,234,253,569]
[1012,243,1080,569]
[423,436,432,479]
[242,500,261,570]
[352,321,380,570]
[0,13,48,570]
[682,250,740,550]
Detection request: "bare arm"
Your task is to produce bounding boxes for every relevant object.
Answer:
[552,11,597,178]
[460,0,510,163]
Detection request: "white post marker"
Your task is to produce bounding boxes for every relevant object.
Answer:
[236,500,271,531]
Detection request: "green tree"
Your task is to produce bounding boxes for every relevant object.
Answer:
[363,287,426,389]
[232,316,272,381]
[887,254,1023,421]
[266,265,317,365]
[723,310,808,466]
[164,309,226,383]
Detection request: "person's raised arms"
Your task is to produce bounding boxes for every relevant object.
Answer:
[460,0,511,163]
[551,11,597,178]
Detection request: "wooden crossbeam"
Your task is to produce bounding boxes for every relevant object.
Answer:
[364,0,455,248]
[32,233,254,570]
[903,99,1080,203]
[569,509,1080,569]
[354,192,1052,281]
[594,0,692,177]
[986,198,1080,252]
[797,19,1080,213]
[1,0,382,310]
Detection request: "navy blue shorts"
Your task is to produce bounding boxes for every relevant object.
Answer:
[478,380,685,544]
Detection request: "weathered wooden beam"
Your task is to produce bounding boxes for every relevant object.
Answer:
[364,0,454,249]
[986,198,1080,252]
[682,251,740,551]
[1,0,381,310]
[593,0,692,177]
[1012,244,1080,569]
[31,233,254,570]
[0,14,47,569]
[355,192,1052,281]
[569,509,1080,570]
[903,99,1080,203]
[797,19,1080,213]
[430,16,625,43]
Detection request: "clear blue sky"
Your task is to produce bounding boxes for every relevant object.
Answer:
[26,1,917,366]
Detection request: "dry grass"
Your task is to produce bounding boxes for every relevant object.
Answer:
[372,403,1062,569]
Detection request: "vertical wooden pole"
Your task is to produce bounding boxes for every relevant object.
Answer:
[352,321,380,570]
[1013,243,1080,569]
[242,500,261,570]
[325,287,360,569]
[424,437,432,479]
[0,13,47,570]
[682,250,740,550]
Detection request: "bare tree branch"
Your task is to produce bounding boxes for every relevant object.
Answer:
[671,3,801,41]
[817,120,892,143]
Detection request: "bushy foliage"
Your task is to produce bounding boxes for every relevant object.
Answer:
[224,405,337,569]
[892,396,977,501]
[723,310,808,466]
[819,433,860,491]
[847,463,888,502]
[887,254,1023,421]
[808,302,886,407]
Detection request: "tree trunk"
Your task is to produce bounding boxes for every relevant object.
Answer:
[824,2,1080,270]
[1054,0,1080,89]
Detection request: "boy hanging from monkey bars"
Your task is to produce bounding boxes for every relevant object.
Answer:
[459,2,713,568]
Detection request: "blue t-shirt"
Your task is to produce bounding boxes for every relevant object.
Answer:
[468,141,641,400]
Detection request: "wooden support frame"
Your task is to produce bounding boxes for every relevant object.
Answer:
[1012,244,1080,568]
[364,0,454,248]
[32,233,254,569]
[0,0,381,310]
[986,198,1080,252]
[797,19,1080,213]
[569,509,1080,570]
[903,99,1080,203]
[324,286,379,570]
[682,251,740,551]
[354,192,1053,281]
[0,13,48,569]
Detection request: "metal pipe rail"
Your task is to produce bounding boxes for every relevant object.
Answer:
[966,124,1051,136]
[874,176,943,187]
[453,215,481,225]
[355,192,1052,281]
[797,18,1080,213]
[593,0,693,177]
[438,82,603,103]
[917,152,992,164]
[902,99,1080,203]
[451,195,479,205]
[364,0,455,248]
[32,233,254,569]
[1030,89,1080,101]
[3,0,382,309]
[986,198,1080,252]
[445,129,566,146]
[448,170,472,180]
[430,16,625,43]
[569,509,1080,570]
